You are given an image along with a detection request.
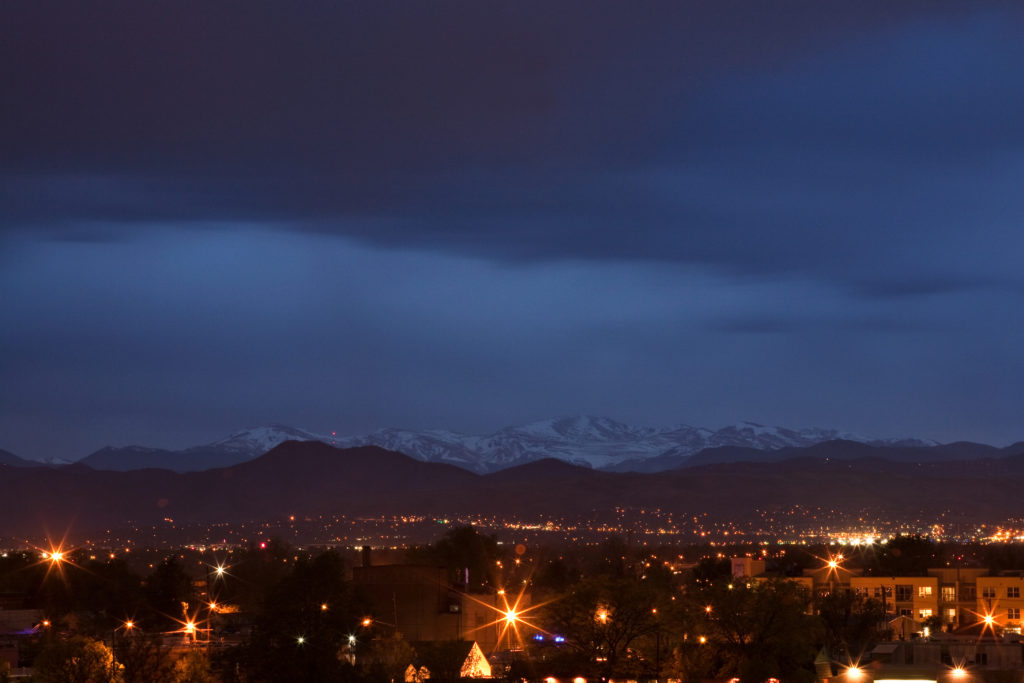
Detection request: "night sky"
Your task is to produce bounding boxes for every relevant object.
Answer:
[3,1,1024,461]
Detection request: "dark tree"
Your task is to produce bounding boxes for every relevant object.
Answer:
[685,579,821,683]
[869,535,936,576]
[115,632,176,683]
[143,558,195,630]
[541,574,662,680]
[359,630,415,682]
[814,590,886,663]
[32,635,119,683]
[241,551,368,682]
[406,525,500,592]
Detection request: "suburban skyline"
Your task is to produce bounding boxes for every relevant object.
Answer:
[3,1,1024,461]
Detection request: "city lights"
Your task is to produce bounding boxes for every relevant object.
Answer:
[35,542,77,579]
[462,585,550,651]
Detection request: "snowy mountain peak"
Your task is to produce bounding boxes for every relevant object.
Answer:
[505,415,652,442]
[209,424,325,455]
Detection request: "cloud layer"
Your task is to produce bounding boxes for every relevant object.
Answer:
[3,2,1023,458]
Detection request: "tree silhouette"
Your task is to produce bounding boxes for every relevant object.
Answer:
[32,635,119,683]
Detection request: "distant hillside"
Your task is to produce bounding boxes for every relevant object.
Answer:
[607,439,1024,472]
[0,448,36,468]
[5,441,1024,540]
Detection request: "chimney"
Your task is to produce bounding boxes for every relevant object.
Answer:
[362,546,371,567]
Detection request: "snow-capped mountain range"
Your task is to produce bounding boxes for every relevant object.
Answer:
[70,416,938,474]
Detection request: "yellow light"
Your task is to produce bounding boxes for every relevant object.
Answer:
[828,560,838,570]
[699,635,707,644]
[362,617,373,627]
[952,668,967,677]
[596,609,609,623]
[983,614,995,625]
[321,603,328,611]
[297,636,305,645]
[124,621,134,630]
[505,609,517,624]
[847,666,864,679]
[49,550,65,564]
[705,605,713,614]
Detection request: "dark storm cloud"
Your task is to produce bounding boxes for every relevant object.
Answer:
[5,1,1023,290]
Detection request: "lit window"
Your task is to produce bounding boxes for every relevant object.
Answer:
[918,586,933,597]
[919,609,933,619]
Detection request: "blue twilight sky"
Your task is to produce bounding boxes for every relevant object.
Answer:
[2,1,1024,460]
